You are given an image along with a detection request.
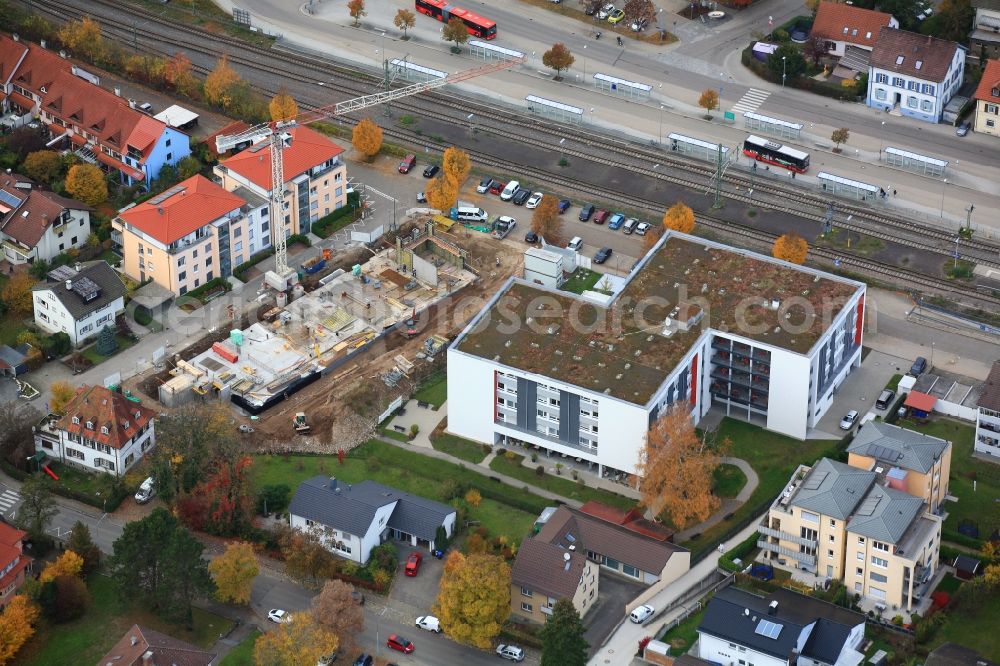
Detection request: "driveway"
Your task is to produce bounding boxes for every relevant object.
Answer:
[583,572,646,656]
[389,542,444,618]
[813,349,909,436]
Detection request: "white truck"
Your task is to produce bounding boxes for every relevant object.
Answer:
[491,215,517,240]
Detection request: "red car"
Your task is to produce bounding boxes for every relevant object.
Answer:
[592,209,610,225]
[387,634,414,653]
[404,551,423,576]
[489,180,506,195]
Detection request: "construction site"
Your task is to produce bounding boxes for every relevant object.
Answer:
[140,216,522,446]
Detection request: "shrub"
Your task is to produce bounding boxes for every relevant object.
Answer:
[464,488,482,507]
[535,465,545,477]
[409,424,420,438]
[719,531,760,573]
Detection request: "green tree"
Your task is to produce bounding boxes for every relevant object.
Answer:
[540,599,588,666]
[768,46,807,84]
[176,156,202,180]
[107,508,214,627]
[23,151,63,184]
[16,477,58,540]
[66,521,101,576]
[442,17,470,49]
[95,325,118,356]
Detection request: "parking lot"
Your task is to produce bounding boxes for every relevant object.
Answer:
[582,572,646,657]
[388,543,445,618]
[813,349,910,436]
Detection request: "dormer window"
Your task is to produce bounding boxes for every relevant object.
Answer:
[896,55,905,65]
[71,416,80,425]
[101,426,109,435]
[843,27,849,34]
[85,420,94,430]
[865,31,872,39]
[915,60,923,70]
[134,410,141,420]
[122,421,130,430]
[851,28,857,36]
[992,87,999,97]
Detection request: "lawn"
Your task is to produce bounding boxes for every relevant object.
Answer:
[80,334,138,365]
[15,573,232,666]
[659,606,706,656]
[900,416,1000,544]
[681,418,840,561]
[252,440,541,544]
[935,573,962,595]
[218,630,260,666]
[430,431,488,464]
[0,310,28,347]
[930,583,1000,658]
[489,453,637,510]
[560,268,603,294]
[414,373,447,408]
[712,463,748,499]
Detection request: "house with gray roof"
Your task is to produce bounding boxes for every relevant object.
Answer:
[288,476,456,565]
[848,421,951,511]
[697,586,865,666]
[32,261,126,346]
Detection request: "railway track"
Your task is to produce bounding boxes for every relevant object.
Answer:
[22,0,1000,303]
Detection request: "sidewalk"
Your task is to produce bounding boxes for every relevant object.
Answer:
[674,456,759,541]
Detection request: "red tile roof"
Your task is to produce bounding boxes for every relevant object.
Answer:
[95,150,146,182]
[975,59,1000,104]
[0,172,91,249]
[0,522,26,549]
[812,2,895,49]
[99,624,217,666]
[905,391,938,412]
[870,29,960,83]
[118,174,246,245]
[7,91,35,112]
[205,120,250,158]
[0,522,29,593]
[6,38,69,97]
[0,35,28,83]
[579,500,642,525]
[56,385,157,451]
[221,124,343,191]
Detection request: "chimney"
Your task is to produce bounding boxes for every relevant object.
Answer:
[768,600,778,615]
[59,50,67,59]
[74,262,81,272]
[128,99,136,109]
[40,39,47,49]
[114,87,121,97]
[157,207,164,215]
[65,279,73,290]
[12,34,18,42]
[141,651,154,666]
[328,477,337,491]
[130,635,138,646]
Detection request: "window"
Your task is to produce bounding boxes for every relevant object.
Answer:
[873,541,890,552]
[857,567,863,575]
[857,551,864,560]
[178,256,186,267]
[875,73,888,84]
[855,582,862,592]
[66,447,85,460]
[892,77,905,88]
[865,31,872,39]
[193,249,198,258]
[907,81,919,91]
[872,556,888,568]
[921,99,932,112]
[234,227,242,238]
[922,83,935,95]
[830,519,836,527]
[851,28,857,36]
[622,564,639,578]
[520,587,532,597]
[875,89,887,101]
[987,103,999,114]
[335,186,343,197]
[828,549,834,559]
[988,119,996,128]
[206,257,213,266]
[829,534,835,542]
[101,426,109,435]
[179,286,187,296]
[165,153,172,161]
[895,55,904,65]
[178,271,186,281]
[869,587,886,600]
[870,572,888,583]
[801,510,819,524]
[72,416,80,424]
[907,96,918,109]
[520,602,532,612]
[234,241,243,253]
[85,420,93,430]
[858,536,865,544]
[915,60,922,70]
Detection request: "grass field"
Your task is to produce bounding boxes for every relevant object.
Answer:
[659,607,706,656]
[681,419,839,559]
[489,453,637,510]
[712,463,748,499]
[560,268,603,294]
[930,584,1000,658]
[81,334,137,365]
[253,440,539,544]
[16,574,232,666]
[430,431,488,464]
[414,374,447,409]
[218,630,260,666]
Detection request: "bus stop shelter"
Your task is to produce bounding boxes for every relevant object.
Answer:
[817,172,880,202]
[883,147,947,177]
[469,40,524,62]
[593,73,652,100]
[743,111,803,140]
[390,59,447,83]
[526,95,583,124]
[667,132,729,162]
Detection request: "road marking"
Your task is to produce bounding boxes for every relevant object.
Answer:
[0,490,19,512]
[730,88,770,116]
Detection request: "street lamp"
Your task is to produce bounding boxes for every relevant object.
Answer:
[582,44,587,82]
[658,104,665,143]
[879,120,886,160]
[954,236,961,270]
[782,56,787,89]
[467,113,475,133]
[939,178,948,218]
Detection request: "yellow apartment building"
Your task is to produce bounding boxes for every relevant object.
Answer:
[510,539,599,623]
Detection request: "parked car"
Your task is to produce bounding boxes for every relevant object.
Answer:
[135,477,155,504]
[608,8,626,23]
[386,635,414,653]
[416,192,427,204]
[956,121,971,137]
[489,180,506,195]
[512,188,532,205]
[597,3,616,20]
[622,218,638,234]
[635,221,651,235]
[567,236,584,252]
[631,17,649,31]
[496,644,525,662]
[399,154,416,173]
[352,655,373,666]
[405,551,423,576]
[415,616,441,633]
[585,2,599,14]
[557,199,571,213]
[579,203,595,221]
[525,231,539,244]
[630,604,654,624]
[839,410,859,430]
[477,177,495,193]
[594,247,613,264]
[500,180,520,201]
[525,192,544,209]
[316,652,337,666]
[875,389,896,410]
[422,164,440,178]
[607,213,625,230]
[592,209,610,225]
[268,609,292,624]
[910,356,928,375]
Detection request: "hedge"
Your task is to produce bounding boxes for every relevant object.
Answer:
[286,233,311,248]
[184,276,231,303]
[0,460,128,512]
[233,248,276,281]
[312,192,362,238]
[719,531,760,572]
[741,46,861,102]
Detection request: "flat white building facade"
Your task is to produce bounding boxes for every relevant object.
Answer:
[975,361,1000,459]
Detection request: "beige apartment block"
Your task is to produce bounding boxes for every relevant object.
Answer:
[510,539,599,623]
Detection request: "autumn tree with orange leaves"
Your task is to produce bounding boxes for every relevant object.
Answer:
[204,55,243,109]
[58,17,105,62]
[531,196,562,245]
[0,595,40,665]
[269,88,299,122]
[637,404,723,528]
[209,541,259,605]
[39,550,84,583]
[254,613,338,666]
[662,201,695,234]
[442,146,471,187]
[351,117,383,159]
[772,232,809,264]
[311,580,365,654]
[426,175,458,212]
[164,52,198,97]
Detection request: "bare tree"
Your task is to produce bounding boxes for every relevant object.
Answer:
[0,402,40,470]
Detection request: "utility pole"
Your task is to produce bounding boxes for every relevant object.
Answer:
[380,31,391,117]
[823,202,834,236]
[712,144,724,209]
[965,204,975,232]
[748,160,756,205]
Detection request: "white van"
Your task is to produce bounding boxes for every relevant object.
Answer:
[500,180,520,201]
[455,206,488,223]
[135,477,155,504]
[567,236,583,252]
[622,218,638,234]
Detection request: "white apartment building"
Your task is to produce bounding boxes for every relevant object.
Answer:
[0,172,92,265]
[867,28,964,123]
[975,361,1000,458]
[447,231,866,478]
[32,262,126,346]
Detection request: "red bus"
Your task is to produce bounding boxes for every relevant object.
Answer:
[415,0,497,40]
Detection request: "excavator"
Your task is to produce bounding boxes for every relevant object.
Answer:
[293,412,311,434]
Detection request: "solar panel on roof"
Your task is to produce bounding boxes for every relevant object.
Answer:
[70,276,101,303]
[0,189,23,208]
[147,184,186,206]
[755,619,783,639]
[803,470,828,490]
[856,493,882,516]
[48,265,78,281]
[868,444,902,462]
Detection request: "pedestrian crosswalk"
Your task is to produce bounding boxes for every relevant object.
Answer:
[730,88,770,116]
[0,489,19,514]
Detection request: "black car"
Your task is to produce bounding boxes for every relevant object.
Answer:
[910,356,928,375]
[579,203,595,221]
[594,247,612,264]
[353,655,373,666]
[525,231,539,244]
[512,188,532,205]
[423,165,440,178]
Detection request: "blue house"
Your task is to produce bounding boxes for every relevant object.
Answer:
[867,28,964,123]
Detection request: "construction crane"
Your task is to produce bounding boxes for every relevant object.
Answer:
[215,56,523,294]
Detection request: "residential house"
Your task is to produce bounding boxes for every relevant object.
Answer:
[510,538,599,623]
[288,476,456,565]
[535,505,690,585]
[975,360,1000,458]
[846,420,951,513]
[970,0,1000,63]
[32,262,126,346]
[0,172,92,265]
[98,624,217,666]
[0,344,31,377]
[867,28,965,123]
[0,34,190,185]
[0,522,32,610]
[758,458,942,611]
[925,642,998,666]
[973,59,1000,136]
[113,174,269,296]
[213,125,347,239]
[812,2,897,74]
[696,587,865,666]
[448,231,866,477]
[33,384,157,476]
